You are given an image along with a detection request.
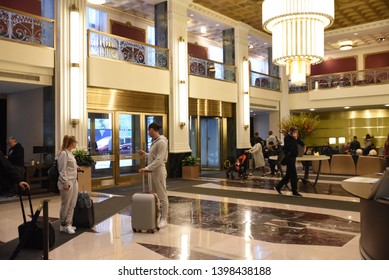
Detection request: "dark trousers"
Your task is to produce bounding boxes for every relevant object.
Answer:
[276,157,298,193]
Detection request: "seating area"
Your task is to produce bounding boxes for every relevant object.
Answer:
[312,154,386,176]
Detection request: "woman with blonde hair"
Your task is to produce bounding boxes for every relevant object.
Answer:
[57,135,79,234]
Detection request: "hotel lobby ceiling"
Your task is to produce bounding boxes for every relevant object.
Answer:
[103,0,389,58]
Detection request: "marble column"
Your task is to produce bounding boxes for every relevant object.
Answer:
[234,22,251,150]
[55,0,88,151]
[166,0,192,177]
[267,47,279,77]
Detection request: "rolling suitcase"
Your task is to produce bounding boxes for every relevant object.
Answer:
[17,188,55,249]
[72,181,95,228]
[131,172,160,233]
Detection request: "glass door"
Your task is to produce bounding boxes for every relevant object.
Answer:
[144,115,164,152]
[88,112,114,183]
[117,113,141,180]
[200,117,221,169]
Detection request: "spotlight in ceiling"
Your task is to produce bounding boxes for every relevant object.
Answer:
[377,37,386,43]
[344,106,350,109]
[340,40,353,50]
[200,26,207,33]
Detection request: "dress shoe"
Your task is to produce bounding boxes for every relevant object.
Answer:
[274,186,282,194]
[292,192,303,197]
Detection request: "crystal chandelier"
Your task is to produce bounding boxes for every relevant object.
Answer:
[262,0,335,86]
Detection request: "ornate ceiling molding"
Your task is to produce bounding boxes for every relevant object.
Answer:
[188,3,237,28]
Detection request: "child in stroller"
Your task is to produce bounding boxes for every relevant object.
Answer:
[226,152,250,179]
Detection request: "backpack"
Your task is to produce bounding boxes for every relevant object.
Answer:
[47,160,59,193]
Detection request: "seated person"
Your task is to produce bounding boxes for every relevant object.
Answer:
[268,141,282,176]
[0,151,29,197]
[226,153,248,179]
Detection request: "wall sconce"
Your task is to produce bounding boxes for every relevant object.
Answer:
[178,36,188,129]
[243,93,250,130]
[242,57,250,93]
[329,137,336,145]
[70,5,80,127]
[242,57,250,130]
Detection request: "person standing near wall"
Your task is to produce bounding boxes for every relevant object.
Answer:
[138,122,169,229]
[0,151,29,196]
[57,135,79,235]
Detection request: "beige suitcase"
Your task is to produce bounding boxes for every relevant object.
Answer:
[131,173,160,233]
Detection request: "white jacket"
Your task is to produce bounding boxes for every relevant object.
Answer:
[145,135,168,172]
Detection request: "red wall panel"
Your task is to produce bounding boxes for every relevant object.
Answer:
[365,52,389,69]
[0,0,41,16]
[188,42,208,59]
[110,20,145,43]
[310,56,357,76]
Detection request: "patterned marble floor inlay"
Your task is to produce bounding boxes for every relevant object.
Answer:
[137,243,228,260]
[168,196,360,246]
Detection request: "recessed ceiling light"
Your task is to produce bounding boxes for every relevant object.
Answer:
[340,40,353,50]
[385,104,389,107]
[249,44,254,49]
[344,106,350,109]
[377,37,386,43]
[215,23,220,27]
[354,33,358,35]
[200,26,207,33]
[190,14,194,17]
[310,108,315,111]
[264,42,268,45]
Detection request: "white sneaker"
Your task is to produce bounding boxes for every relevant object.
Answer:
[60,225,76,232]
[60,225,75,234]
[158,219,168,229]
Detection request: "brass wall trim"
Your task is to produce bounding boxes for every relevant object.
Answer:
[87,87,168,114]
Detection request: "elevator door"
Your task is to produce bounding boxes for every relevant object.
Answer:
[200,117,221,169]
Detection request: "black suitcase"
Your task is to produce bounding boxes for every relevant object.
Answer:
[72,191,94,228]
[17,188,55,249]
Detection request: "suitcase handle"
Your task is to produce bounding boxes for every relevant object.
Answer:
[142,171,152,193]
[18,187,34,223]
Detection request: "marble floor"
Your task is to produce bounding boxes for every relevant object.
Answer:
[0,172,362,260]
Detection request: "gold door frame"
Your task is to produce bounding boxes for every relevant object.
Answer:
[89,109,167,189]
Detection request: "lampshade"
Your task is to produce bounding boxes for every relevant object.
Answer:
[262,0,334,86]
[340,40,353,50]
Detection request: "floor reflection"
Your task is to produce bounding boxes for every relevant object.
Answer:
[168,196,359,246]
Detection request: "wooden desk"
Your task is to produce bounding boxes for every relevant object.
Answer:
[25,164,51,192]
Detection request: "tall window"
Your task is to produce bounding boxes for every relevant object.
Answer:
[86,7,107,32]
[146,26,156,66]
[209,45,223,80]
[250,57,268,74]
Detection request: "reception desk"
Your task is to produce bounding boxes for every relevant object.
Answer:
[341,172,389,260]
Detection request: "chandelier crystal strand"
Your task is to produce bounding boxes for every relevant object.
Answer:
[262,0,334,85]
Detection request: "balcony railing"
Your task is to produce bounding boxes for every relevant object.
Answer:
[289,67,389,93]
[189,56,236,82]
[88,30,169,70]
[0,6,54,48]
[251,71,281,92]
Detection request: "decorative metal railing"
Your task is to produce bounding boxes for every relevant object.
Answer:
[250,71,281,92]
[0,6,54,48]
[189,56,236,82]
[289,67,389,93]
[88,30,169,70]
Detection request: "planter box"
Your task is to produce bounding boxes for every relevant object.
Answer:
[78,166,92,193]
[182,165,200,179]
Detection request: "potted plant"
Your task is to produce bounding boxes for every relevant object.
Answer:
[73,149,95,193]
[181,156,200,178]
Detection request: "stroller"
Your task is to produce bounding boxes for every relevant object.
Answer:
[226,152,250,180]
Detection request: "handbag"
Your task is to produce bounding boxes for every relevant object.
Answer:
[47,160,60,193]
